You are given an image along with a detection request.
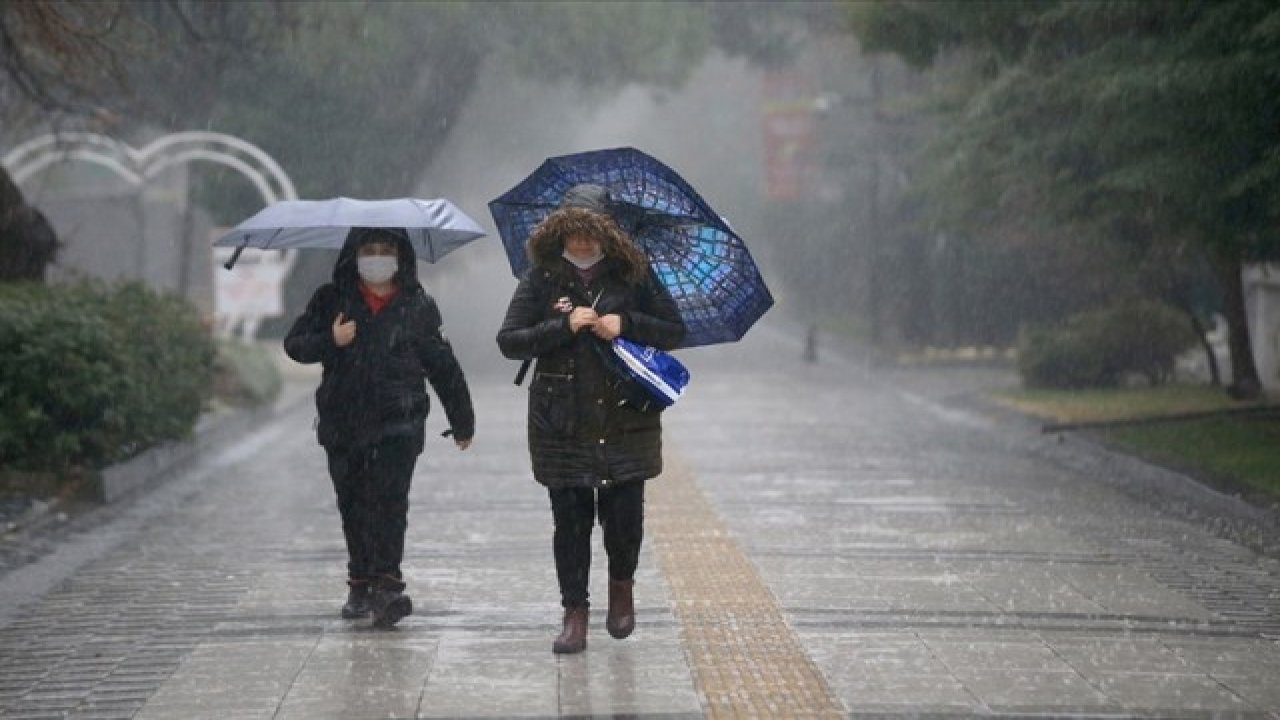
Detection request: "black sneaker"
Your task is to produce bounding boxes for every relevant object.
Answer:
[341,584,371,619]
[370,589,412,628]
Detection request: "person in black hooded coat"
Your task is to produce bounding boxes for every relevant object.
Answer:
[285,227,475,628]
[497,186,685,653]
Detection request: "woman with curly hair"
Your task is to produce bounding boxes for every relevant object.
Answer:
[497,184,685,654]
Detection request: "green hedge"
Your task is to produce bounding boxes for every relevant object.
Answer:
[1018,300,1198,389]
[0,281,216,472]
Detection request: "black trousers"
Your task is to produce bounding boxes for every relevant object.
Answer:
[325,435,420,585]
[548,481,646,608]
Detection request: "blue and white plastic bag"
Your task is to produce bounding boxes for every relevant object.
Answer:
[607,336,690,410]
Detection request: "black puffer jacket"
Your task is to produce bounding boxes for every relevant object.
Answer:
[284,231,474,450]
[497,260,685,488]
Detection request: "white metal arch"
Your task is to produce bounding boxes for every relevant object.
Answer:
[3,130,298,202]
[2,131,299,340]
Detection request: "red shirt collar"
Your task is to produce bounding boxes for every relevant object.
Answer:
[358,282,397,314]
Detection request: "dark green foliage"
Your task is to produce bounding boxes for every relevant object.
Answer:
[489,3,712,89]
[0,285,125,468]
[1018,325,1104,389]
[847,0,1280,392]
[157,2,810,225]
[0,282,215,471]
[1018,300,1197,389]
[8,3,807,233]
[849,0,1051,70]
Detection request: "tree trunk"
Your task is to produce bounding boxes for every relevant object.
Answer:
[1170,296,1221,386]
[1213,253,1262,400]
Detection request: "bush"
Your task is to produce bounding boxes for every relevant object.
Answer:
[1018,300,1198,389]
[1017,326,1106,389]
[0,281,216,472]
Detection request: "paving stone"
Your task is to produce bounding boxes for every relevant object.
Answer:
[1049,637,1198,674]
[960,670,1117,711]
[831,674,976,713]
[1,330,1278,718]
[1091,673,1254,712]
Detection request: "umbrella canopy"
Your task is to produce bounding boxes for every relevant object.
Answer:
[215,197,486,265]
[489,147,773,348]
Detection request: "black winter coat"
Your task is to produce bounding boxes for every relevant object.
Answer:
[497,259,685,488]
[284,233,474,451]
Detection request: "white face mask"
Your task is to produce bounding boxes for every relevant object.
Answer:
[357,255,398,284]
[562,249,604,270]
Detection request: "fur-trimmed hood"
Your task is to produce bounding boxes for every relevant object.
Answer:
[526,206,648,286]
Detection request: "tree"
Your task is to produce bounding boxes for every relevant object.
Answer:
[849,0,1280,398]
[0,1,124,279]
[192,1,802,209]
[3,2,804,289]
[0,1,299,280]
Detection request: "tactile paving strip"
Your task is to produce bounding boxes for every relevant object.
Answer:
[648,457,846,718]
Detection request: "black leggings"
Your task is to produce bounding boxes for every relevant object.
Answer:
[326,435,420,584]
[548,481,646,608]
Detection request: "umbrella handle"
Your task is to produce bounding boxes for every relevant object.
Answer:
[223,244,246,271]
[513,358,532,386]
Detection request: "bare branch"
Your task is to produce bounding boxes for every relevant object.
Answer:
[0,1,124,111]
[164,0,205,42]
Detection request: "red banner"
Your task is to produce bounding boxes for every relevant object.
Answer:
[761,70,816,201]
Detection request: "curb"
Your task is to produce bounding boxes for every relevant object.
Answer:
[1032,427,1280,556]
[95,404,275,504]
[956,383,1280,557]
[4,386,312,540]
[820,332,1280,557]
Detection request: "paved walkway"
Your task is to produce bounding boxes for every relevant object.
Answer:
[1,322,1279,719]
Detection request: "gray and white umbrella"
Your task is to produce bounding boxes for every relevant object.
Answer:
[215,197,486,269]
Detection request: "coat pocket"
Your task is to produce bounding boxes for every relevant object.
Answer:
[529,373,576,437]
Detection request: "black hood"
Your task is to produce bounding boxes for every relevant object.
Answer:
[333,227,420,290]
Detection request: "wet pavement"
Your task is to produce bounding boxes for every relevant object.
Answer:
[1,321,1278,719]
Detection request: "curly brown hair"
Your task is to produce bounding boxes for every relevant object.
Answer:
[526,207,649,285]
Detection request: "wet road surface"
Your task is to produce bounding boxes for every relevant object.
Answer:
[1,322,1278,718]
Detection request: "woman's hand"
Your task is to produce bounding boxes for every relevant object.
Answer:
[455,438,472,451]
[591,313,623,341]
[568,307,599,333]
[332,313,357,347]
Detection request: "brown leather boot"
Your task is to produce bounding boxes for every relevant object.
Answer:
[552,606,588,654]
[606,579,635,639]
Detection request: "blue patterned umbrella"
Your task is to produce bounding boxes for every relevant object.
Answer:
[489,147,773,348]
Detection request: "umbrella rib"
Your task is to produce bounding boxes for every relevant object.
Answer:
[265,227,289,250]
[488,148,771,346]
